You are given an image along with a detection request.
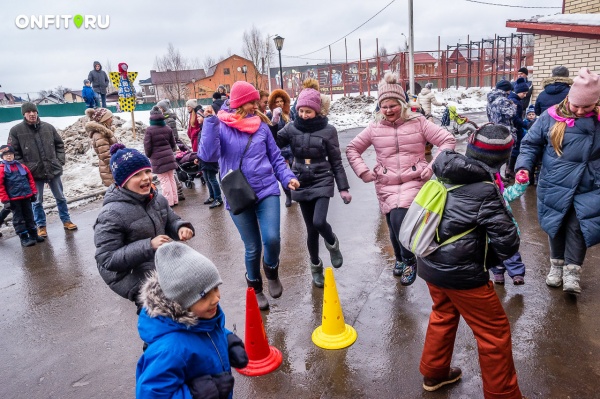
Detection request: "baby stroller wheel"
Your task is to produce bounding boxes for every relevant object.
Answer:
[185,181,194,189]
[200,175,206,185]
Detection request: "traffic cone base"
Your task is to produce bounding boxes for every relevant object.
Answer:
[312,323,357,350]
[311,267,357,350]
[239,287,283,377]
[236,346,282,376]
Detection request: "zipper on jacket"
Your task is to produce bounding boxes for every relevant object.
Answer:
[206,332,226,371]
[394,125,402,207]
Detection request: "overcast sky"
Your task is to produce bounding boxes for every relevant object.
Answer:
[1,0,562,98]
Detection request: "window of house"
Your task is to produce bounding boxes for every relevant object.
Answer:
[149,86,155,94]
[223,68,230,75]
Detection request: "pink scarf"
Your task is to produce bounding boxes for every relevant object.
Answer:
[217,111,261,134]
[547,105,599,127]
[494,172,505,194]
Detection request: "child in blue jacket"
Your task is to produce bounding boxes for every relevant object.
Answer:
[136,242,248,399]
[82,79,96,109]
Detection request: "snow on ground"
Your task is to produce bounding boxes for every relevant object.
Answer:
[0,87,488,235]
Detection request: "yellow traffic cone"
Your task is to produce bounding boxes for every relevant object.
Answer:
[312,267,357,349]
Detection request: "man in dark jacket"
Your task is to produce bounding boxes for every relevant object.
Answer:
[8,102,77,238]
[534,65,572,116]
[515,67,533,115]
[505,78,529,179]
[88,61,110,108]
[416,124,522,398]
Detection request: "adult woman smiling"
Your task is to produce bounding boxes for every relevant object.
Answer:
[346,72,455,285]
[199,81,299,310]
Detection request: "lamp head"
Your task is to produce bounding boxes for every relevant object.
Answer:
[274,35,285,51]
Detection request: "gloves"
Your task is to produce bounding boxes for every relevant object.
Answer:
[360,170,376,183]
[188,372,234,399]
[272,107,282,124]
[2,202,10,211]
[227,333,249,369]
[339,190,352,204]
[420,167,433,181]
[515,170,529,184]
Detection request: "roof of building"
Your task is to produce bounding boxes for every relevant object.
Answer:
[150,69,206,85]
[139,78,152,85]
[507,14,600,39]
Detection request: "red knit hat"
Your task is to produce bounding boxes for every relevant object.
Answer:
[568,67,600,106]
[229,81,260,109]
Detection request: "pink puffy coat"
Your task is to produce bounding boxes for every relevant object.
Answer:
[346,116,455,214]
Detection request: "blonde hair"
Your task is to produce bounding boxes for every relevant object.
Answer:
[235,107,272,124]
[549,97,600,156]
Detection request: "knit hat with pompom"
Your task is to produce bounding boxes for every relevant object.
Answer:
[377,72,406,106]
[86,107,113,124]
[109,143,152,187]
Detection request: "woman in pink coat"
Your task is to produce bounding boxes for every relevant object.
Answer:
[346,72,456,285]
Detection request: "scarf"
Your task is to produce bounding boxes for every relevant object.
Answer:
[547,105,599,127]
[494,172,505,194]
[2,160,27,176]
[217,111,261,134]
[293,116,329,133]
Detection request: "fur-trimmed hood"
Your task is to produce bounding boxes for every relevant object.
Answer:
[85,120,114,139]
[319,94,331,116]
[268,89,291,115]
[139,271,204,327]
[541,76,573,89]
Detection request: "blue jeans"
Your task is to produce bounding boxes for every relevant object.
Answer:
[95,92,107,108]
[33,176,71,226]
[490,252,525,277]
[204,169,222,201]
[230,195,281,280]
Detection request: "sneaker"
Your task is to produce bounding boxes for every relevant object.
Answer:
[37,226,48,237]
[512,275,524,285]
[546,259,564,287]
[63,221,78,231]
[20,233,36,247]
[423,367,462,392]
[400,259,417,286]
[203,197,215,205]
[493,273,505,285]
[209,199,223,209]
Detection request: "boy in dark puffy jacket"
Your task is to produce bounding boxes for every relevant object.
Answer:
[417,125,523,399]
[0,145,44,247]
[136,242,248,399]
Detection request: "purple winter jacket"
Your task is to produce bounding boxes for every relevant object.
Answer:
[199,114,296,210]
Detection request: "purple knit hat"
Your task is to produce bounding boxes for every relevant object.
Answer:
[569,67,600,106]
[295,88,321,113]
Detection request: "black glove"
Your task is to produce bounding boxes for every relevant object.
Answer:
[227,333,249,369]
[2,202,10,211]
[212,372,235,399]
[187,375,219,399]
[30,196,37,203]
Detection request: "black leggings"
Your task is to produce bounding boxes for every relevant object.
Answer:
[385,207,415,262]
[548,206,587,266]
[299,197,336,265]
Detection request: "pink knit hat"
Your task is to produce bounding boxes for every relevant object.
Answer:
[569,67,600,106]
[378,72,406,105]
[229,81,260,109]
[295,88,321,113]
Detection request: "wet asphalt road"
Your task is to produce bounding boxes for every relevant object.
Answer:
[1,118,599,399]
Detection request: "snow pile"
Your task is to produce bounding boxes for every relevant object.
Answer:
[538,14,600,26]
[328,95,377,129]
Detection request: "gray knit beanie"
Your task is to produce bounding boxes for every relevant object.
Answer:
[21,102,38,115]
[552,65,570,78]
[155,242,223,309]
[157,99,171,111]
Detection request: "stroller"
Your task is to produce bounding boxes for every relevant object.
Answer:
[440,105,478,138]
[175,141,205,188]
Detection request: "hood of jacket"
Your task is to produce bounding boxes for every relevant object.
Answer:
[138,271,225,344]
[543,79,573,96]
[268,89,291,115]
[102,184,155,206]
[542,76,573,91]
[487,88,508,104]
[433,150,494,184]
[85,120,113,139]
[419,87,431,96]
[93,61,102,70]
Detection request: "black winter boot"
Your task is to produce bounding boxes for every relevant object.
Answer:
[324,234,343,268]
[263,260,283,298]
[20,233,35,247]
[29,228,45,243]
[245,274,269,310]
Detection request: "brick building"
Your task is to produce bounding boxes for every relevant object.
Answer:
[507,0,600,100]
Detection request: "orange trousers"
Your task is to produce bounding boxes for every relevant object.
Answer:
[420,281,522,399]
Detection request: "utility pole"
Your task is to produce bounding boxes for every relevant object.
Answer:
[408,0,415,96]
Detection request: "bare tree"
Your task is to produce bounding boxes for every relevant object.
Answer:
[105,59,117,93]
[154,43,193,128]
[242,26,273,90]
[54,86,71,98]
[203,55,216,72]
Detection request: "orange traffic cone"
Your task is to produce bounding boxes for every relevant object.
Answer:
[236,287,282,376]
[312,267,357,349]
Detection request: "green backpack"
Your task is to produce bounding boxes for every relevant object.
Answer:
[399,179,476,257]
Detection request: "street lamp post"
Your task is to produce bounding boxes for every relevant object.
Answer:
[237,65,248,82]
[274,35,285,90]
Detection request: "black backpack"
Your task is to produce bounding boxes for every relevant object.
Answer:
[440,107,450,127]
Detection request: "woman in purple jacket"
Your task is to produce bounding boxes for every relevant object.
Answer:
[199,81,299,310]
